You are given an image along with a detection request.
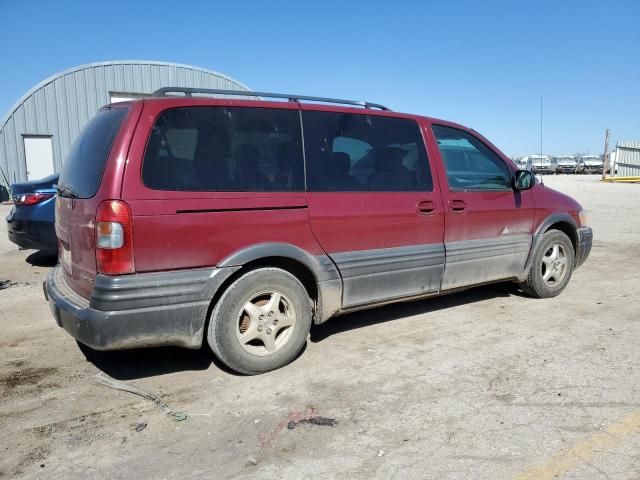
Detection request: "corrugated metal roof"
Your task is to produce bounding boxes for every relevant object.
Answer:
[0,61,251,186]
[0,61,251,130]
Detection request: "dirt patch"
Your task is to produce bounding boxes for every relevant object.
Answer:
[13,445,51,476]
[1,181,640,479]
[6,359,26,368]
[0,336,28,348]
[0,366,57,398]
[0,280,32,290]
[287,416,337,429]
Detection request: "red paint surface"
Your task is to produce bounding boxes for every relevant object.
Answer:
[56,96,583,298]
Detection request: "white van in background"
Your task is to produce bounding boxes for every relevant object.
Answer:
[577,155,603,174]
[522,155,555,174]
[553,155,577,174]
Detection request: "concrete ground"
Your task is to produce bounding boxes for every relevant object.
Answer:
[1,175,639,479]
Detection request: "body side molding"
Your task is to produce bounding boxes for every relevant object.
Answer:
[441,234,532,290]
[331,243,445,308]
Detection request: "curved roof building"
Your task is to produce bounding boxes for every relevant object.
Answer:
[0,61,250,187]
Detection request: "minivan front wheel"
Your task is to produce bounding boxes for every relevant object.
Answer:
[207,268,312,375]
[520,230,575,298]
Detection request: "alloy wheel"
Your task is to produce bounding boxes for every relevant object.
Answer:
[235,290,296,356]
[541,244,568,287]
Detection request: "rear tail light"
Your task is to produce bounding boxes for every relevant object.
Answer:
[95,200,134,275]
[14,192,54,205]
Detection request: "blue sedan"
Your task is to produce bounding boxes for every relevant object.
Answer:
[6,174,58,254]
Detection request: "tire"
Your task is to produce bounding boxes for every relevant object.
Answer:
[520,230,575,298]
[207,268,312,375]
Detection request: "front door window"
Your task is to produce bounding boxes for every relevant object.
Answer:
[432,125,511,191]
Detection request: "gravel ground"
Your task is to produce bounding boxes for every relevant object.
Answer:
[1,174,639,479]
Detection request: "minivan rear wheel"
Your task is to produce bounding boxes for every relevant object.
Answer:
[520,230,575,298]
[207,268,312,375]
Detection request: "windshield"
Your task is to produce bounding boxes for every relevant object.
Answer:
[58,107,128,198]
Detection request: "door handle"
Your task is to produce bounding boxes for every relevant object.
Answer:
[450,199,468,213]
[416,200,435,215]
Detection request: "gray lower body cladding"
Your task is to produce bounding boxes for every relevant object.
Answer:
[45,265,239,350]
[441,235,532,290]
[45,228,591,351]
[331,244,445,308]
[575,226,593,268]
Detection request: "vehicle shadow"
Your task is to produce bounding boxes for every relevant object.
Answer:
[310,282,524,342]
[77,343,220,380]
[78,282,524,380]
[26,250,58,267]
[81,340,309,381]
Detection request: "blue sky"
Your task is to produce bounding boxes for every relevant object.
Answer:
[1,0,638,157]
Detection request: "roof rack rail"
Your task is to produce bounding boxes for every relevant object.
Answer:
[152,87,391,111]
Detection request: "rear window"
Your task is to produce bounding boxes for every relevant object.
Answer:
[142,107,304,192]
[58,107,128,198]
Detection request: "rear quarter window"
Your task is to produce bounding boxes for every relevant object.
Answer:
[58,107,128,198]
[141,107,305,192]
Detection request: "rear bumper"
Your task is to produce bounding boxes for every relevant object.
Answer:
[575,226,592,269]
[45,265,239,351]
[6,213,57,252]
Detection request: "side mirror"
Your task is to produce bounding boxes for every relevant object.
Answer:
[513,170,534,191]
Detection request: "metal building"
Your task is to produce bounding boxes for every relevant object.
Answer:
[0,60,250,189]
[611,141,640,177]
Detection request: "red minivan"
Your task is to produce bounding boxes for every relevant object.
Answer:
[45,88,592,374]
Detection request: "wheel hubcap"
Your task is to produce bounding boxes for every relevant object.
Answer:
[541,243,568,287]
[236,290,296,356]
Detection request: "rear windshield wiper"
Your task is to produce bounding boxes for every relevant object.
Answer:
[55,184,79,198]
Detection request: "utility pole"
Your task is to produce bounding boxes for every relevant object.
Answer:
[602,128,610,180]
[538,95,543,178]
[540,96,543,161]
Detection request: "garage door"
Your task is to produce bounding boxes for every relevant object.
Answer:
[23,136,54,181]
